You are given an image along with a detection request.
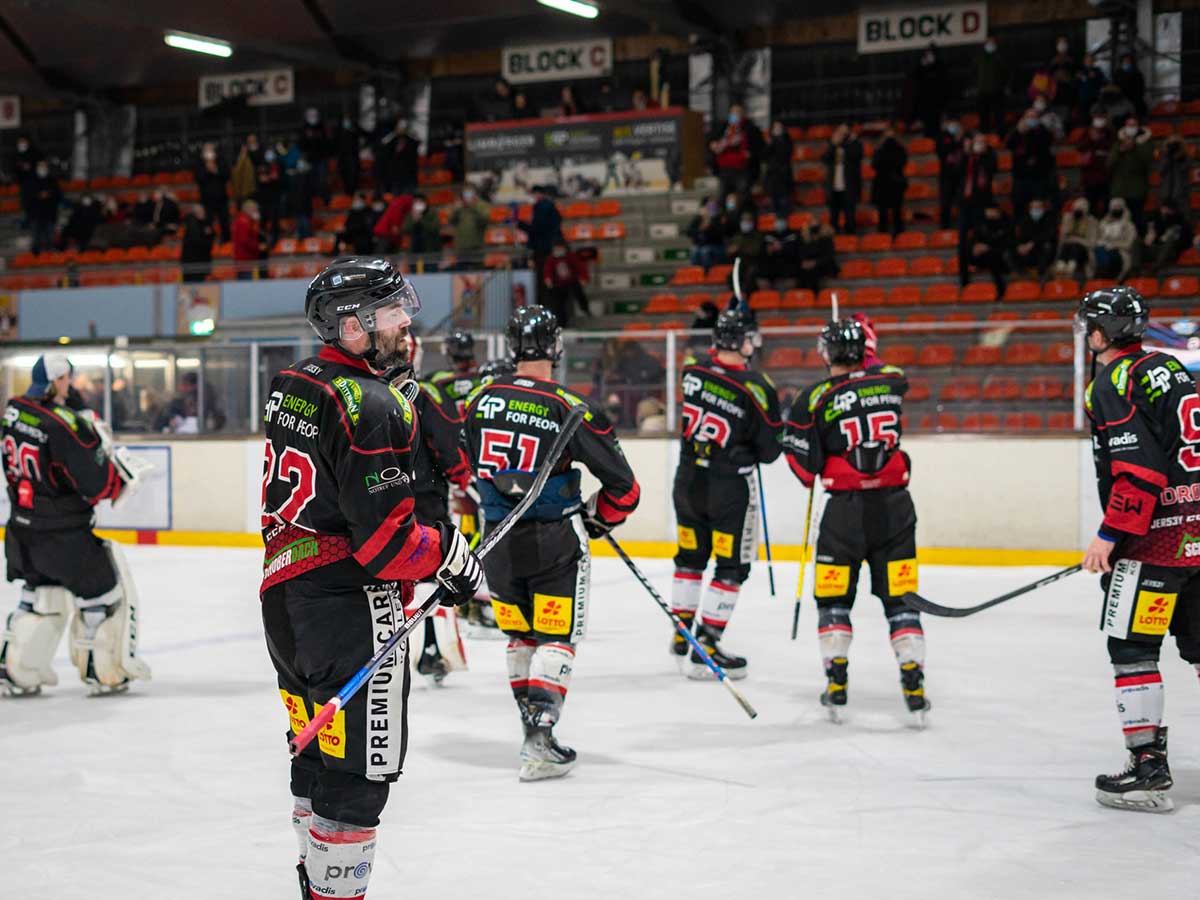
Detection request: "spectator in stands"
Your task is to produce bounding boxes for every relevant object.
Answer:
[254,146,284,244]
[687,197,726,271]
[692,300,720,332]
[1077,113,1114,214]
[1007,108,1055,219]
[28,160,61,254]
[709,103,762,203]
[337,194,376,256]
[636,397,667,435]
[823,124,863,235]
[726,211,765,291]
[871,126,908,237]
[154,372,225,434]
[449,185,491,259]
[336,116,362,196]
[936,115,966,229]
[910,44,949,137]
[59,194,101,252]
[1047,36,1077,116]
[404,194,442,258]
[1108,118,1153,233]
[1075,53,1107,124]
[1095,82,1135,127]
[760,217,799,287]
[14,134,40,228]
[287,152,316,239]
[1012,197,1057,278]
[517,184,563,304]
[612,343,663,420]
[180,204,214,284]
[796,223,839,293]
[719,191,749,238]
[373,193,413,253]
[764,120,794,215]
[232,199,265,280]
[152,189,180,236]
[195,143,231,240]
[1054,197,1098,278]
[963,201,1012,295]
[131,191,155,226]
[1094,198,1136,279]
[543,238,590,327]
[1032,93,1064,141]
[1142,198,1190,275]
[378,117,420,197]
[1158,135,1191,213]
[1114,53,1147,121]
[559,85,583,117]
[299,107,333,204]
[631,88,658,112]
[975,35,1007,135]
[230,138,258,209]
[512,91,534,119]
[478,79,514,122]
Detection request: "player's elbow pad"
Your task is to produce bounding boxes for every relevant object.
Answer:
[1103,478,1157,536]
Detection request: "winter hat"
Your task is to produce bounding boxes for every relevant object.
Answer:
[26,353,72,398]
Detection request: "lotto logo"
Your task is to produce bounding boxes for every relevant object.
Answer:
[279,690,311,735]
[534,593,571,635]
[712,531,734,558]
[1131,590,1177,636]
[815,564,851,598]
[887,558,918,595]
[313,702,347,760]
[492,600,531,632]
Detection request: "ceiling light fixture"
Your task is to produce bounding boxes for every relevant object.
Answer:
[536,0,599,20]
[164,30,233,58]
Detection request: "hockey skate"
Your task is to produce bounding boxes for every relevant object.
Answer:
[1096,728,1174,813]
[670,612,695,672]
[519,726,577,782]
[296,862,310,899]
[900,661,931,728]
[820,656,848,723]
[687,625,747,681]
[416,648,450,686]
[463,598,504,640]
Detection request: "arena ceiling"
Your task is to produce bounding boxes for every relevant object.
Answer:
[0,0,800,97]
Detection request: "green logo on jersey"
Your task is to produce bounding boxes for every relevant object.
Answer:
[388,384,414,424]
[747,382,768,411]
[421,381,444,404]
[509,399,549,417]
[555,388,594,422]
[1176,533,1200,560]
[53,406,78,431]
[807,382,832,413]
[332,376,362,426]
[17,411,40,428]
[1111,359,1132,394]
[281,394,318,419]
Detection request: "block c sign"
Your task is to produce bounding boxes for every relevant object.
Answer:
[503,39,612,85]
[858,3,988,54]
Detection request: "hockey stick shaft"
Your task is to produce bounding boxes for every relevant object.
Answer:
[900,564,1082,619]
[790,483,817,640]
[604,533,757,719]
[289,404,589,756]
[756,464,776,598]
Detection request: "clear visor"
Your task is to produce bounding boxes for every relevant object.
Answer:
[338,281,420,340]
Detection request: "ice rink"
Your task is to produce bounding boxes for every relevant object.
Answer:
[3,546,1198,899]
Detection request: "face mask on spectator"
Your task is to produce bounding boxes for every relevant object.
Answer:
[35,164,47,177]
[772,124,783,137]
[264,149,276,162]
[1123,61,1133,71]
[1033,98,1047,112]
[553,247,567,258]
[739,219,754,233]
[946,122,961,136]
[1120,125,1136,139]
[1092,117,1107,129]
[462,189,476,202]
[413,201,427,214]
[1029,206,1045,221]
[17,139,28,152]
[726,199,738,211]
[305,109,319,125]
[728,112,741,125]
[82,195,93,206]
[984,41,996,54]
[973,140,986,153]
[352,200,365,210]
[774,220,788,233]
[1057,41,1068,53]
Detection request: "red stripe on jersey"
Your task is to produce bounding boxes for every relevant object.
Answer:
[700,614,729,627]
[1112,460,1169,489]
[709,580,740,593]
[1122,725,1157,735]
[1104,479,1156,535]
[318,345,373,372]
[1115,673,1163,688]
[598,479,640,521]
[673,571,703,581]
[308,825,377,844]
[786,454,816,487]
[527,678,567,695]
[375,522,440,582]
[353,496,418,566]
[890,627,924,639]
[12,398,100,449]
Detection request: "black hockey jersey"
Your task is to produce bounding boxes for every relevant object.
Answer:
[1085,344,1200,566]
[784,364,911,491]
[429,368,481,417]
[678,358,782,473]
[461,375,640,526]
[412,378,470,501]
[260,345,442,593]
[2,395,121,530]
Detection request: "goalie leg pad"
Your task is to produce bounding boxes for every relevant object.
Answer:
[0,586,71,693]
[70,541,151,691]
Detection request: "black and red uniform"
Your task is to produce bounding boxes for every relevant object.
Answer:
[462,374,639,727]
[429,367,483,534]
[1086,344,1200,688]
[784,363,921,654]
[411,377,471,525]
[670,356,781,635]
[260,344,444,827]
[3,394,123,600]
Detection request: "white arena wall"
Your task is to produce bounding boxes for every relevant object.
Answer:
[49,436,1100,566]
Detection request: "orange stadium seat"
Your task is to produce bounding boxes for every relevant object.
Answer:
[799,188,826,207]
[961,282,998,303]
[963,345,1002,366]
[1163,276,1199,298]
[912,158,940,178]
[565,223,594,241]
[859,233,893,252]
[757,213,777,232]
[917,344,955,367]
[1125,277,1159,298]
[853,286,885,306]
[1044,342,1075,364]
[1155,306,1186,319]
[767,347,807,369]
[749,290,781,310]
[795,166,823,184]
[841,260,873,279]
[489,206,510,223]
[908,378,932,402]
[484,227,514,245]
[982,376,1021,401]
[906,312,937,323]
[670,266,705,286]
[887,344,918,366]
[1180,120,1200,139]
[1005,413,1044,431]
[832,234,858,254]
[1055,149,1083,168]
[1004,281,1041,302]
[563,201,593,219]
[906,182,935,200]
[923,284,959,304]
[874,258,907,277]
[1003,342,1042,365]
[1042,279,1080,301]
[962,413,1002,432]
[941,377,981,402]
[886,285,922,306]
[644,294,679,314]
[1026,309,1065,323]
[782,289,816,308]
[1024,377,1067,401]
[593,199,621,217]
[787,212,815,230]
[929,229,958,249]
[1082,278,1117,295]
[907,137,934,155]
[679,293,711,311]
[598,222,626,240]
[893,232,928,251]
[483,252,512,268]
[909,256,945,277]
[1047,412,1076,430]
[943,311,977,323]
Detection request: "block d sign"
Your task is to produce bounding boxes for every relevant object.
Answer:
[859,3,987,54]
[503,39,612,85]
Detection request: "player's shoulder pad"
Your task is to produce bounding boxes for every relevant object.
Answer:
[807,379,834,413]
[551,384,596,424]
[51,404,80,432]
[743,371,776,412]
[1133,351,1190,403]
[418,379,444,405]
[1106,356,1137,397]
[878,364,906,378]
[330,373,366,429]
[464,375,501,411]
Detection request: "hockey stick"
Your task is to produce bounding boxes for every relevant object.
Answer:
[756,463,776,598]
[790,483,817,640]
[289,403,588,756]
[604,533,758,719]
[900,564,1082,619]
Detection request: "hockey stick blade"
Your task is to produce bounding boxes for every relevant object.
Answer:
[901,564,1082,618]
[605,534,757,719]
[289,404,589,756]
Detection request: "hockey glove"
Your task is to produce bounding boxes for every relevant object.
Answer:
[435,522,484,606]
[582,491,619,539]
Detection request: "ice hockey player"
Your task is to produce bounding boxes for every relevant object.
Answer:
[429,329,480,415]
[0,353,151,697]
[261,258,483,898]
[1079,286,1200,813]
[407,333,473,684]
[670,308,781,679]
[462,305,639,781]
[783,319,927,724]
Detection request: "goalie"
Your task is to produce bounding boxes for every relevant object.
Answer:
[0,353,151,696]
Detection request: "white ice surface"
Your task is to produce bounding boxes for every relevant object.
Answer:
[2,547,1198,899]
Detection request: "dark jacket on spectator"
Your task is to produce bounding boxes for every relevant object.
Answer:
[196,161,229,208]
[763,130,795,198]
[60,198,102,250]
[870,137,909,207]
[381,130,419,193]
[180,212,214,268]
[911,49,950,134]
[1114,61,1147,119]
[1013,209,1058,251]
[1076,64,1107,114]
[936,130,967,184]
[1077,126,1115,188]
[822,137,863,200]
[1109,132,1154,206]
[299,121,332,164]
[1007,123,1054,181]
[687,212,725,248]
[153,194,180,233]
[1158,139,1191,212]
[340,205,376,255]
[404,207,442,255]
[518,197,563,256]
[28,172,61,223]
[975,49,1007,98]
[969,210,1013,254]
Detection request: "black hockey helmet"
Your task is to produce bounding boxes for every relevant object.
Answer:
[712,308,759,354]
[304,258,420,365]
[818,318,867,367]
[443,329,476,364]
[478,357,516,379]
[507,305,563,362]
[1077,285,1149,349]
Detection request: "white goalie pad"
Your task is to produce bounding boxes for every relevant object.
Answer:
[0,586,71,693]
[110,447,155,511]
[408,583,468,674]
[69,541,151,690]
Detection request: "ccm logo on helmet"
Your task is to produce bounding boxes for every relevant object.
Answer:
[335,304,361,312]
